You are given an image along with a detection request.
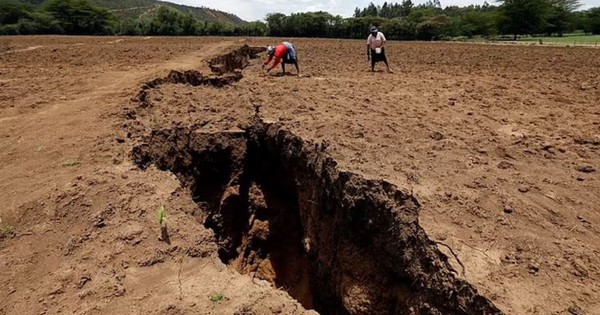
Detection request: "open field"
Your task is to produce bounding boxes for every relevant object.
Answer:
[519,34,600,46]
[1,36,599,314]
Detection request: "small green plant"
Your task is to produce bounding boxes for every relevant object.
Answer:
[157,206,171,243]
[210,292,225,303]
[0,225,14,239]
[158,206,167,225]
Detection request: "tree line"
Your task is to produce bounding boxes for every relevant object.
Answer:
[1,0,599,39]
[268,0,600,40]
[0,0,268,36]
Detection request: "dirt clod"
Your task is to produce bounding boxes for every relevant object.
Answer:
[575,165,596,173]
[78,275,92,289]
[518,186,530,193]
[498,161,514,170]
[568,304,585,315]
[430,131,445,141]
[527,263,540,274]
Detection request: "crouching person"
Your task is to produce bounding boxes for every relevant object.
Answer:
[263,41,300,76]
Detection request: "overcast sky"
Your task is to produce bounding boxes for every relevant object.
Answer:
[170,0,600,21]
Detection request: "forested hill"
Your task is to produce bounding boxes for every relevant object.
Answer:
[20,0,246,24]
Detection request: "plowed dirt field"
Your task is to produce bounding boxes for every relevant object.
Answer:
[1,36,599,315]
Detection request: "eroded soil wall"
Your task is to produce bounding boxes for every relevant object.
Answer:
[132,120,502,315]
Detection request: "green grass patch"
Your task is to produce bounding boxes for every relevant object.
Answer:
[521,34,600,45]
[210,292,225,303]
[0,224,15,239]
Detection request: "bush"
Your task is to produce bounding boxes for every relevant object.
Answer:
[116,19,144,36]
[234,21,268,36]
[0,0,33,25]
[459,11,498,37]
[146,6,211,36]
[0,23,20,35]
[148,6,184,35]
[43,0,114,35]
[19,12,63,34]
[417,15,452,40]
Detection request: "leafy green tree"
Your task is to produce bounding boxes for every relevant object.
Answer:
[459,11,498,37]
[266,13,286,36]
[0,24,20,35]
[424,0,442,9]
[365,2,379,17]
[545,0,581,35]
[571,10,589,33]
[116,18,144,35]
[148,6,184,35]
[347,16,388,38]
[383,17,412,39]
[498,0,550,39]
[234,21,268,36]
[417,14,452,40]
[205,21,234,36]
[146,6,212,36]
[400,0,414,17]
[380,2,392,18]
[43,0,114,35]
[181,13,199,35]
[18,11,63,34]
[0,0,33,24]
[588,7,600,34]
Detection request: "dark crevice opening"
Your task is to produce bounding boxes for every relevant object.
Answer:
[131,121,503,315]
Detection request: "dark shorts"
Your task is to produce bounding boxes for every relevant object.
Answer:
[283,55,298,64]
[371,47,387,64]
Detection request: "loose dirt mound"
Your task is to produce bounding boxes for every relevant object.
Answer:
[132,118,501,315]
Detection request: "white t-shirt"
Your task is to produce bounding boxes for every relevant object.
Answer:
[367,32,386,50]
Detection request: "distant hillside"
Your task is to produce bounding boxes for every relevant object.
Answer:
[20,0,246,24]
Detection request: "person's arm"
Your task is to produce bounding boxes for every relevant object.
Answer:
[294,61,300,75]
[366,35,371,60]
[262,55,273,70]
[380,32,387,47]
[267,57,282,72]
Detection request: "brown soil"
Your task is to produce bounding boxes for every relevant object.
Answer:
[1,36,599,315]
[131,120,500,314]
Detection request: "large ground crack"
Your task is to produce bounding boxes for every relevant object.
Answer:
[131,119,502,315]
[209,45,266,75]
[131,45,265,108]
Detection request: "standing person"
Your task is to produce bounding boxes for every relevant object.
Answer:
[367,26,393,73]
[262,41,300,76]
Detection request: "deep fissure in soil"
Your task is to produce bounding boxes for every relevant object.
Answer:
[131,45,265,108]
[132,120,502,315]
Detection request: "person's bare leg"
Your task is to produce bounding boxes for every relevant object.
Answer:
[383,58,393,73]
[294,61,300,76]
